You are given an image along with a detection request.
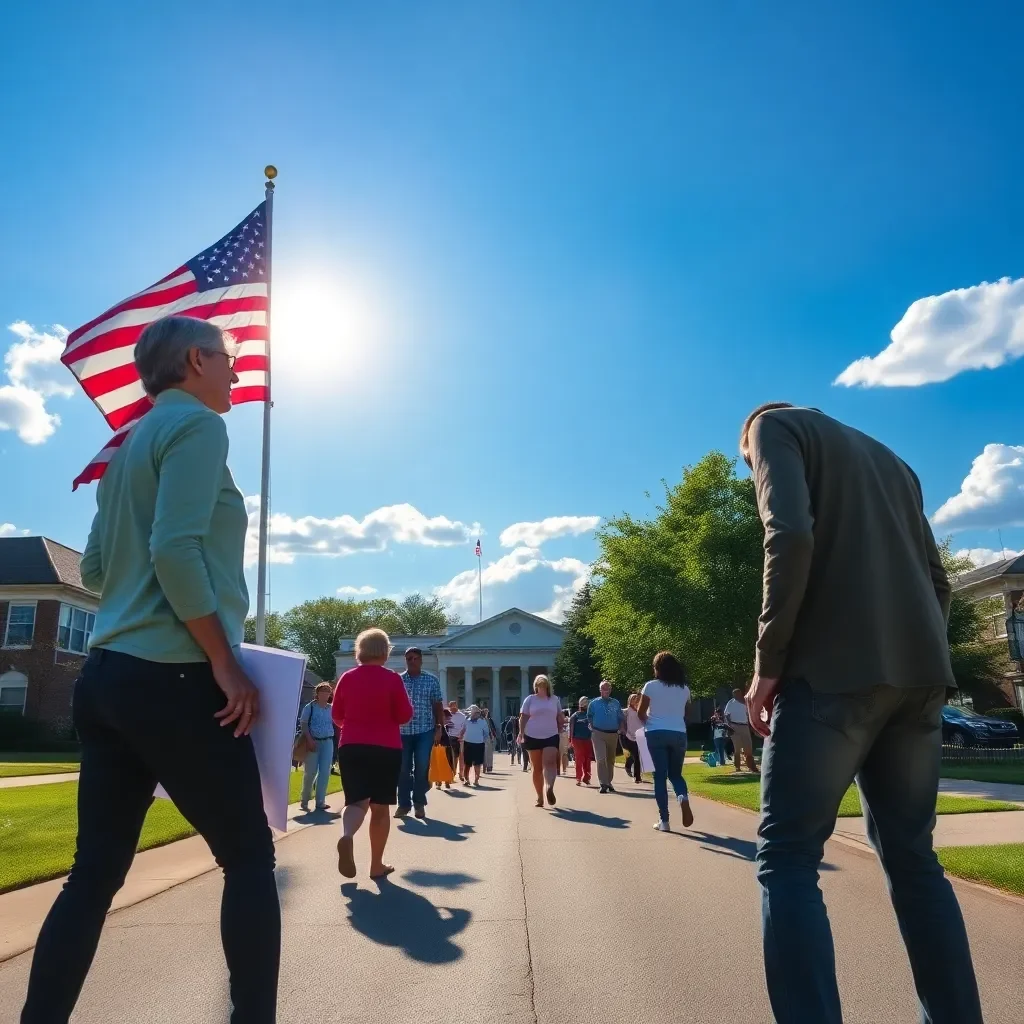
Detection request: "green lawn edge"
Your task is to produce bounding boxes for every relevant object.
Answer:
[0,763,81,778]
[938,843,1024,898]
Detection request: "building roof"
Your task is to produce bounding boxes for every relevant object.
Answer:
[0,536,94,594]
[952,553,1024,592]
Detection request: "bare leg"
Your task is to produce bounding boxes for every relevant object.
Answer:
[337,798,368,878]
[368,803,393,877]
[474,764,482,784]
[530,749,545,803]
[542,746,559,795]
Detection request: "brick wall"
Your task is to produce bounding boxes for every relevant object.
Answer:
[0,599,84,735]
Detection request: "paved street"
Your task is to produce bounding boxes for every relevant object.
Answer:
[1,765,1021,1023]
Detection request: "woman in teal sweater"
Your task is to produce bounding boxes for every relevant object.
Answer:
[21,316,279,1024]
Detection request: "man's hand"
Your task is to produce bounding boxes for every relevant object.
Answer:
[745,675,780,739]
[212,657,260,737]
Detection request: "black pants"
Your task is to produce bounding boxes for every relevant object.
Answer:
[621,736,642,781]
[21,649,280,1024]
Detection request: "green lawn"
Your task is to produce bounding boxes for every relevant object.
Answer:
[0,769,340,894]
[0,762,80,778]
[941,764,1024,787]
[938,844,1024,898]
[682,764,1019,817]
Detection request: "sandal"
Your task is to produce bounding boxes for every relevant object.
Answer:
[546,786,556,806]
[336,836,356,878]
[370,864,396,880]
[535,798,544,807]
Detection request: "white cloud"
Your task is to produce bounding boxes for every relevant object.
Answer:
[435,546,591,622]
[244,496,480,568]
[835,277,1024,387]
[954,547,1022,569]
[932,444,1024,531]
[337,585,378,596]
[499,515,601,548]
[0,322,73,444]
[0,523,30,538]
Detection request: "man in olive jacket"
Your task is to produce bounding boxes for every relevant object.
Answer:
[741,403,981,1024]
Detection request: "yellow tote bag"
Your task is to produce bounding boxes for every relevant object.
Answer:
[428,743,455,785]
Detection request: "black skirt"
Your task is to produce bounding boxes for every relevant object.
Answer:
[337,743,403,805]
[523,734,560,751]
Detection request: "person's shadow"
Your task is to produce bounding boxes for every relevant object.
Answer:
[340,880,470,963]
[397,818,475,841]
[551,807,629,829]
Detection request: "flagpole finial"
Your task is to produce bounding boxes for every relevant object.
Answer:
[264,165,278,180]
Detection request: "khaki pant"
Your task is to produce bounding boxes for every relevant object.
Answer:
[731,723,758,772]
[591,730,618,788]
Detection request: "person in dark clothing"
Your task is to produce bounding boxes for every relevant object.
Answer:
[741,403,982,1024]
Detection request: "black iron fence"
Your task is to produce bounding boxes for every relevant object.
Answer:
[941,743,1024,763]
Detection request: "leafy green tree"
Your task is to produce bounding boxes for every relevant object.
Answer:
[552,582,602,707]
[243,611,286,649]
[396,593,460,634]
[587,452,763,697]
[281,598,370,682]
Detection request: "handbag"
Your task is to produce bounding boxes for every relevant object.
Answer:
[428,741,455,785]
[292,702,317,762]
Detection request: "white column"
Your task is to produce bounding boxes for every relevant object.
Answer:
[464,668,473,707]
[437,659,448,703]
[491,666,500,718]
[521,665,531,704]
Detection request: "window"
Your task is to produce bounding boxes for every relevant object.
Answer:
[58,604,95,655]
[3,604,36,647]
[0,670,28,713]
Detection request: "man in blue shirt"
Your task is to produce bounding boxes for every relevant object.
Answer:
[587,680,624,793]
[397,647,444,819]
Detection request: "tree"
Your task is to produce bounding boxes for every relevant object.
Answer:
[243,611,286,649]
[552,582,602,707]
[587,452,763,697]
[281,598,370,682]
[396,593,460,634]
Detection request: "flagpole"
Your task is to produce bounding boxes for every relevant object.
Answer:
[255,165,276,646]
[477,550,482,623]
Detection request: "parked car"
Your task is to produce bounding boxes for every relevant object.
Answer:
[941,705,1020,748]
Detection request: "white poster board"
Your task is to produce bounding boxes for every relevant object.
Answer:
[156,644,308,832]
[634,726,656,774]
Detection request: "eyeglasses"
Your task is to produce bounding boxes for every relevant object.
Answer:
[203,348,236,370]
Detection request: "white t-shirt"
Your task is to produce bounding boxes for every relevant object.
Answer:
[447,711,467,737]
[725,698,748,726]
[462,718,490,744]
[640,680,690,734]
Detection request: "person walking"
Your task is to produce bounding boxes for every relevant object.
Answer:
[444,700,466,780]
[587,680,624,793]
[483,707,496,773]
[504,714,521,765]
[710,706,730,769]
[333,628,413,881]
[638,652,694,832]
[21,316,279,1024]
[299,683,338,812]
[461,706,490,785]
[519,675,564,807]
[567,697,594,786]
[741,402,983,1024]
[725,687,758,774]
[621,692,644,783]
[396,647,444,821]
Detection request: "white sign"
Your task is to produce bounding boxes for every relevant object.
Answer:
[634,726,656,774]
[156,644,308,832]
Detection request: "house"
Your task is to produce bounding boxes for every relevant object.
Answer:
[951,555,1024,711]
[0,537,99,735]
[335,607,565,721]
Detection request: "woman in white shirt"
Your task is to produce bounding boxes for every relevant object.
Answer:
[620,693,644,784]
[461,706,491,786]
[518,674,565,808]
[638,651,694,832]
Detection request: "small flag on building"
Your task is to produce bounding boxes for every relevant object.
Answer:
[475,539,482,558]
[62,203,271,488]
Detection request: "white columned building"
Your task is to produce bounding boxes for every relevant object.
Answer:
[335,608,565,720]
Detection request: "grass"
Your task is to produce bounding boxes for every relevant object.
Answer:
[941,764,1024,787]
[0,762,80,778]
[0,752,81,764]
[0,768,341,894]
[938,844,1024,898]
[681,764,1019,817]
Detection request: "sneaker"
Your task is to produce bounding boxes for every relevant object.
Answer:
[300,802,309,812]
[546,785,556,806]
[654,820,670,832]
[607,785,616,794]
[599,785,608,794]
[414,805,426,819]
[678,794,694,828]
[394,806,410,819]
[444,782,451,789]
[576,781,582,787]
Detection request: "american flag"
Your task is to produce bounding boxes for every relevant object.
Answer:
[63,203,270,489]
[475,539,482,557]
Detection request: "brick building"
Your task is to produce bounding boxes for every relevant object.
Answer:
[0,537,99,735]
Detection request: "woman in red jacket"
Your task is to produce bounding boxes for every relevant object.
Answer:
[332,628,413,880]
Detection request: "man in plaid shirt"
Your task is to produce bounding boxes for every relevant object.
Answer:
[396,647,444,819]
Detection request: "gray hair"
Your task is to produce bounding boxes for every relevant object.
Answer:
[134,316,232,396]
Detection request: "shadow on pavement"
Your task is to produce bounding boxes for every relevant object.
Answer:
[670,830,838,870]
[397,818,476,841]
[403,869,481,890]
[551,807,629,829]
[341,880,470,963]
[292,807,342,825]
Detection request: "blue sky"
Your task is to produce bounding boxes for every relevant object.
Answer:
[4,1,1024,621]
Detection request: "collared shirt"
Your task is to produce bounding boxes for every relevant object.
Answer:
[724,697,748,726]
[399,670,442,735]
[587,695,624,732]
[302,701,335,740]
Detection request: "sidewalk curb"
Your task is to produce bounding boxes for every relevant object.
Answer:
[0,796,338,964]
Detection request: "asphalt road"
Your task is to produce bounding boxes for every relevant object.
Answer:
[1,765,1021,1023]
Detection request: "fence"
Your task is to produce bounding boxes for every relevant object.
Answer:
[941,743,1024,764]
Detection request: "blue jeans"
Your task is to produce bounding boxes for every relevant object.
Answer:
[398,729,435,809]
[301,738,334,807]
[713,736,729,767]
[645,729,688,821]
[757,680,982,1024]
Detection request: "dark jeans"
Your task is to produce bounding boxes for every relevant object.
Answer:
[713,736,729,767]
[398,729,435,809]
[22,649,280,1024]
[757,680,982,1024]
[645,729,688,821]
[620,736,642,781]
